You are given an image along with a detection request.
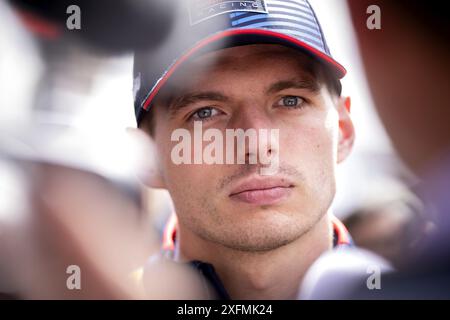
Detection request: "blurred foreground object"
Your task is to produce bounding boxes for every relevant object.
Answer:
[342,0,450,298]
[8,0,176,53]
[0,125,207,299]
[343,179,429,268]
[299,247,393,300]
[1,0,206,299]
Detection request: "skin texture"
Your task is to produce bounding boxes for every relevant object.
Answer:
[141,44,354,299]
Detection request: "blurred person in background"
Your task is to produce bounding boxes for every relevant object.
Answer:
[342,0,450,298]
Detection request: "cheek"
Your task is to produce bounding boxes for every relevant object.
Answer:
[280,110,340,203]
[157,133,221,200]
[282,110,339,166]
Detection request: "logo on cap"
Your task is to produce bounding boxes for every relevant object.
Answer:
[188,0,268,25]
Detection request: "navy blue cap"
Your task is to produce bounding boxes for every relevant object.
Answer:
[133,0,346,125]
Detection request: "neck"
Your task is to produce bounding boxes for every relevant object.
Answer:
[176,213,333,299]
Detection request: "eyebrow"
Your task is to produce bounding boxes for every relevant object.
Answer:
[266,78,320,95]
[166,78,319,118]
[167,91,229,119]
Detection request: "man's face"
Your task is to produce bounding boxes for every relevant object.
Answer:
[148,44,353,252]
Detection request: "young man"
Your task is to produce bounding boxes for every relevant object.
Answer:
[133,0,355,299]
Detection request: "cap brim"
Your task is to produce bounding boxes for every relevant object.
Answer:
[140,28,346,117]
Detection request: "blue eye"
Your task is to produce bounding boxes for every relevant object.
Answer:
[190,107,220,121]
[277,96,305,108]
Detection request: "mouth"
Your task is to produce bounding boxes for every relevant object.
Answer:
[229,176,295,206]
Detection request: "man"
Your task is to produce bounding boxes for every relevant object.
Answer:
[134,0,355,299]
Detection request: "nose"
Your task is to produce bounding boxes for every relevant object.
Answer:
[227,104,279,165]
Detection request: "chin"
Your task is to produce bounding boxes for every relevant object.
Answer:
[218,227,304,252]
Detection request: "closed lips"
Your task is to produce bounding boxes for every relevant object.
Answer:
[229,178,294,196]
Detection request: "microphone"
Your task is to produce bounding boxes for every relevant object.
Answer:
[298,247,393,299]
[7,0,178,53]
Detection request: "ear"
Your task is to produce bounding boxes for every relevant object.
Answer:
[337,96,355,163]
[126,127,167,189]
